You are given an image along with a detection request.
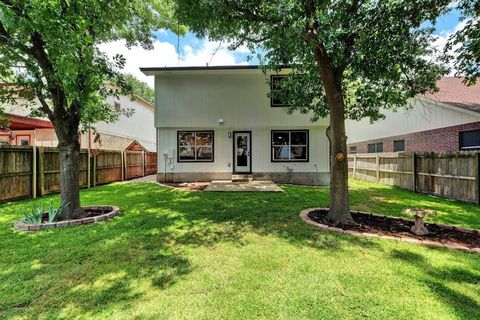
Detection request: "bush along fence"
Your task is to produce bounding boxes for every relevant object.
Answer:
[0,145,157,202]
[348,151,480,204]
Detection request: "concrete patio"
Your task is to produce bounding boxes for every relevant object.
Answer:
[204,180,284,192]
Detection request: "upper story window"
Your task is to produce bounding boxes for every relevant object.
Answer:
[271,130,309,162]
[114,101,121,111]
[460,129,480,150]
[368,142,383,153]
[177,131,214,162]
[349,146,357,154]
[394,140,405,152]
[270,75,290,107]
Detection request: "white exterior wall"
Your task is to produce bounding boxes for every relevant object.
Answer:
[153,70,330,182]
[157,126,329,174]
[94,95,156,151]
[346,98,480,144]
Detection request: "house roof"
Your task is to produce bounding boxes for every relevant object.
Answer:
[1,113,53,130]
[424,77,480,113]
[140,64,291,76]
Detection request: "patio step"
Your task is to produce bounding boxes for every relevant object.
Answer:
[232,174,253,182]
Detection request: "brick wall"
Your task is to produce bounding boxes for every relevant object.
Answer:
[348,121,480,153]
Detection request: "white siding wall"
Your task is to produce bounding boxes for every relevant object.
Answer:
[153,70,330,176]
[157,126,329,175]
[154,72,329,128]
[95,95,156,151]
[346,98,480,144]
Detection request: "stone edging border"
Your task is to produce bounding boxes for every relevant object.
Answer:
[13,205,121,232]
[300,208,480,253]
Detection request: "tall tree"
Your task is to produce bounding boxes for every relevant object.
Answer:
[447,0,480,83]
[124,74,155,104]
[176,0,449,225]
[0,0,181,219]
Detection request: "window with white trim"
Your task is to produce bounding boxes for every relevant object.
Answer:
[272,130,308,161]
[177,131,214,162]
[460,129,480,150]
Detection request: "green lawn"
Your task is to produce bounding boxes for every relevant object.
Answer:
[0,179,479,319]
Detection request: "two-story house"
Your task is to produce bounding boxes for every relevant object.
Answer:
[141,65,330,185]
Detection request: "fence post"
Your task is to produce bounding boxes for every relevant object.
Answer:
[476,152,480,205]
[38,146,45,196]
[87,148,91,188]
[142,150,145,177]
[93,155,97,187]
[376,154,380,182]
[32,146,37,199]
[412,153,417,193]
[124,150,128,180]
[353,155,357,179]
[120,150,124,181]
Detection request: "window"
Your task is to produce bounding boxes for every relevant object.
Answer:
[0,136,9,145]
[394,140,405,152]
[460,129,480,150]
[367,142,383,153]
[349,146,357,154]
[270,75,289,107]
[272,130,308,161]
[177,131,214,162]
[16,135,30,146]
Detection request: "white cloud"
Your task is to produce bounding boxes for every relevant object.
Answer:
[430,20,469,75]
[99,38,251,87]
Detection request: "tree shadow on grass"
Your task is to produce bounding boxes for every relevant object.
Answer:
[1,182,479,318]
[390,249,480,319]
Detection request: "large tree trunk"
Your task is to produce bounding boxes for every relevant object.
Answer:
[325,95,353,225]
[57,137,82,219]
[316,64,354,225]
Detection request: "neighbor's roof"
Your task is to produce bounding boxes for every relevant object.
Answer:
[424,77,480,113]
[140,64,290,76]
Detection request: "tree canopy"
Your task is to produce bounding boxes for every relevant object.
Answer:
[0,0,181,218]
[448,0,480,84]
[124,74,155,104]
[175,0,450,223]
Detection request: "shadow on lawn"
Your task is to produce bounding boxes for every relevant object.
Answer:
[1,181,479,318]
[390,249,480,319]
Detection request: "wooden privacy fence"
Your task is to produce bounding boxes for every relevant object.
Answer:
[348,151,480,204]
[0,145,157,202]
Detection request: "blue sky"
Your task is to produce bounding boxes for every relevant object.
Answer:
[99,9,463,87]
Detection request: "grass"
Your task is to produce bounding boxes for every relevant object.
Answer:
[0,179,479,319]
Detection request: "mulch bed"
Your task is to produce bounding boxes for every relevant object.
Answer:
[163,182,209,191]
[308,209,480,249]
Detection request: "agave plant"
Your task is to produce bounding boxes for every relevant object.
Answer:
[23,200,70,224]
[47,200,69,223]
[23,203,45,224]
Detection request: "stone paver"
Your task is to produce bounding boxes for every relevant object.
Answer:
[204,180,283,192]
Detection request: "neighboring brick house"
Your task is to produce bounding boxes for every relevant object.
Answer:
[346,77,480,154]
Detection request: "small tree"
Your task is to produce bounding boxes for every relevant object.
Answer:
[176,0,449,225]
[124,74,155,104]
[447,0,480,83]
[0,0,181,219]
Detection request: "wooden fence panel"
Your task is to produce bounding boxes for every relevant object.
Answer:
[125,151,144,180]
[349,151,479,203]
[41,147,89,195]
[415,152,477,203]
[0,146,33,201]
[146,152,157,175]
[95,150,123,185]
[0,145,157,202]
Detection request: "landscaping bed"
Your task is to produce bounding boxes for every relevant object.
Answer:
[303,208,480,251]
[13,205,120,231]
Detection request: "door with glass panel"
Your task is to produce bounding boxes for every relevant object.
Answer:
[233,132,251,173]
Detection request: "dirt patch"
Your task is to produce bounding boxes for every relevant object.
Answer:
[162,182,209,191]
[306,208,480,250]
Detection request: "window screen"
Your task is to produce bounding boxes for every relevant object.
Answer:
[394,140,405,152]
[460,130,480,150]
